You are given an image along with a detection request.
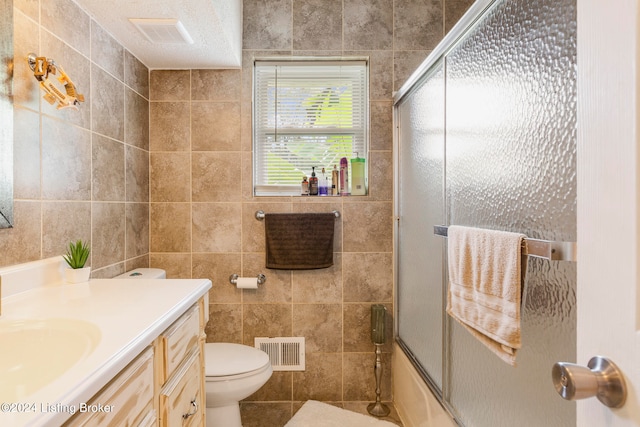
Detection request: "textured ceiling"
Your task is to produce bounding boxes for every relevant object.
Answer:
[74,0,242,69]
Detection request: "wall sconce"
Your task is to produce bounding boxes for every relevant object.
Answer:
[27,53,84,110]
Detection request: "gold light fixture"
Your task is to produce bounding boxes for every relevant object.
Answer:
[27,53,84,110]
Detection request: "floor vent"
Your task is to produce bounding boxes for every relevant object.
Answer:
[254,337,305,371]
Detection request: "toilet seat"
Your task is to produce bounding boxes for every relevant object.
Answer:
[205,343,270,380]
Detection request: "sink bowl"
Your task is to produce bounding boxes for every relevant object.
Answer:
[0,318,101,401]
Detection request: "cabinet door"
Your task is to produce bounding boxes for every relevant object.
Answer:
[64,347,155,427]
[161,304,200,381]
[159,348,203,427]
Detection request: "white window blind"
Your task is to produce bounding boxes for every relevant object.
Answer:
[253,59,368,196]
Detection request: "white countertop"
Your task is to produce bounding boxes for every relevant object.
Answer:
[0,276,211,427]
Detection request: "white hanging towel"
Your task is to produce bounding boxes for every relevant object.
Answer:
[446,225,526,366]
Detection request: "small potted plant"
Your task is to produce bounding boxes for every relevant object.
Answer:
[63,239,91,284]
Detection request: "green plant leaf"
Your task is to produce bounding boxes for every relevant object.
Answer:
[63,239,90,269]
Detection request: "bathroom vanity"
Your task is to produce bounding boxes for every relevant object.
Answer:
[0,257,211,427]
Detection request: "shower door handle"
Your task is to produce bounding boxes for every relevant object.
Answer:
[551,356,627,408]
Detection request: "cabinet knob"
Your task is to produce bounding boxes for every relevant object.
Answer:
[182,399,198,420]
[551,356,626,408]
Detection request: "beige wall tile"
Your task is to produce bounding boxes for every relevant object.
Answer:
[91,64,125,141]
[191,102,241,151]
[191,69,241,101]
[150,253,191,279]
[192,152,242,202]
[293,304,342,352]
[125,202,149,259]
[41,0,90,56]
[125,88,150,150]
[292,352,342,401]
[243,0,292,50]
[192,253,242,303]
[445,0,475,34]
[92,202,126,268]
[150,152,191,202]
[150,203,191,252]
[370,101,393,151]
[42,201,91,260]
[246,371,293,401]
[207,304,243,343]
[91,22,124,80]
[126,145,149,203]
[343,352,392,401]
[342,202,393,252]
[41,116,91,200]
[293,0,343,50]
[394,0,443,50]
[344,0,393,50]
[149,102,191,151]
[124,50,149,98]
[291,254,342,303]
[368,151,393,202]
[243,304,292,344]
[343,252,393,302]
[192,203,242,252]
[242,252,291,303]
[343,302,393,352]
[92,135,125,201]
[150,70,190,101]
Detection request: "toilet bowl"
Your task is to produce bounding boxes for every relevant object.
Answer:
[204,343,273,427]
[113,268,272,427]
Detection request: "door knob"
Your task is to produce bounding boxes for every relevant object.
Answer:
[552,356,626,408]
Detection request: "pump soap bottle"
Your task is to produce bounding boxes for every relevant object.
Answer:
[350,154,366,195]
[309,167,319,196]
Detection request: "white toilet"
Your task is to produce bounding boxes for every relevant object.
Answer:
[204,342,273,427]
[114,268,273,427]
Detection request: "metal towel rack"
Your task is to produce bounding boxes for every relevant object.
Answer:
[433,225,577,262]
[255,210,341,221]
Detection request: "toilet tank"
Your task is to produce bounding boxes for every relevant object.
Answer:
[114,268,166,279]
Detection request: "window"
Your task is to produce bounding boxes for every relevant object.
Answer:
[253,59,369,196]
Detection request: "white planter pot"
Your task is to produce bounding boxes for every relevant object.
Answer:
[65,266,91,284]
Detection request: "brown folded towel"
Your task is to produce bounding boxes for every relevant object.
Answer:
[264,213,335,270]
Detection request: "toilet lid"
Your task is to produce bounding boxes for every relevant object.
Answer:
[205,343,270,377]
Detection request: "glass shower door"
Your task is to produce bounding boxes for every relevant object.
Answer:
[396,61,446,392]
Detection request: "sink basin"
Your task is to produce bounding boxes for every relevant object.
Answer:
[0,318,101,401]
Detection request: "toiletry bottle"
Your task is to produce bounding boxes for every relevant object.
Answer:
[339,157,349,195]
[309,167,319,195]
[331,165,339,195]
[350,154,366,195]
[301,176,309,195]
[319,168,328,196]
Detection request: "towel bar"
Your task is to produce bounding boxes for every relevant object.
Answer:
[433,225,577,262]
[255,210,341,221]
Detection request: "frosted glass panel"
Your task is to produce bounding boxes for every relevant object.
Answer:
[445,0,577,425]
[397,63,445,390]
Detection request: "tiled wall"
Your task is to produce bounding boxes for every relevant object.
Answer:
[0,0,150,274]
[148,0,472,424]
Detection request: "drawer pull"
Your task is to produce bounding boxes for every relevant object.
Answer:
[182,399,198,420]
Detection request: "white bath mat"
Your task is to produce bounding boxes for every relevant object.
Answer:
[285,400,398,427]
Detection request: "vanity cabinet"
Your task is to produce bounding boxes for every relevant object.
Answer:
[156,302,206,426]
[64,347,156,427]
[63,296,207,427]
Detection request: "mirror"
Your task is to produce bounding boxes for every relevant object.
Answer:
[0,0,13,228]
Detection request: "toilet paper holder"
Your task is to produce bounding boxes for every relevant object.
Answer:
[229,274,266,286]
